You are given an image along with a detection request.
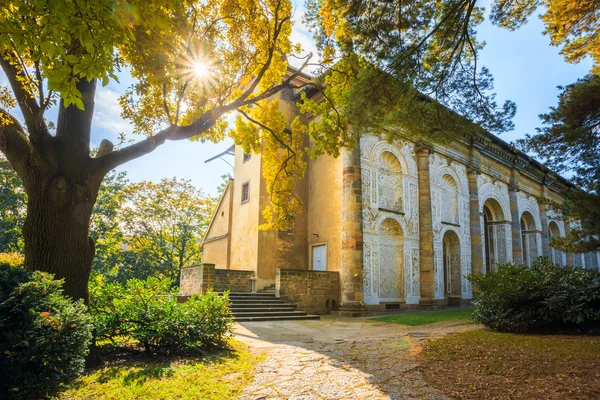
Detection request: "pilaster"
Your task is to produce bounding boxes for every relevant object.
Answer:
[415,142,436,307]
[339,144,368,316]
[467,167,484,275]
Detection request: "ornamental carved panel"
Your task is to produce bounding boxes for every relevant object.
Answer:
[379,237,404,298]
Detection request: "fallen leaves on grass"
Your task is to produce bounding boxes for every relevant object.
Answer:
[420,329,600,400]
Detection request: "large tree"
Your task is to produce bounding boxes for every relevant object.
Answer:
[0,0,328,301]
[518,75,600,252]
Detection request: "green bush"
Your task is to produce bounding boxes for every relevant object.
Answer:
[0,266,93,399]
[90,275,233,352]
[470,258,600,333]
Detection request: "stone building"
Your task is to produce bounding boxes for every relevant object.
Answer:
[200,69,600,314]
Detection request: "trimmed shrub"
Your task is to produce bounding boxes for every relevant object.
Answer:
[90,275,233,352]
[0,266,93,399]
[470,258,600,333]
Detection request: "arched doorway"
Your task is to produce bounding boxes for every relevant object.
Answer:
[520,211,539,266]
[482,198,509,272]
[443,230,461,305]
[378,218,405,300]
[548,221,563,266]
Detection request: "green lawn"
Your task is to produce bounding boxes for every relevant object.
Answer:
[371,308,473,326]
[420,329,600,399]
[59,340,264,400]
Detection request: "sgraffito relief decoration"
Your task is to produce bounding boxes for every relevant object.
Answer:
[429,153,471,300]
[361,138,419,304]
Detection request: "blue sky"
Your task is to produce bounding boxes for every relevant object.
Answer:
[1,3,593,196]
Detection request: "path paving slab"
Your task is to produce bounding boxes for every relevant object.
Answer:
[235,314,478,400]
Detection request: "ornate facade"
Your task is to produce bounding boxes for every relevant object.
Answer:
[201,71,600,312]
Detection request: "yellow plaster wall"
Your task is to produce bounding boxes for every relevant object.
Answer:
[202,238,229,268]
[229,147,261,272]
[306,150,343,272]
[202,182,233,268]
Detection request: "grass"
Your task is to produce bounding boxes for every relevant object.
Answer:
[420,329,600,400]
[371,308,473,326]
[59,340,264,400]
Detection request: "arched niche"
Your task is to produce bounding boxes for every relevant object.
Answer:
[377,151,403,213]
[442,230,461,304]
[441,174,459,225]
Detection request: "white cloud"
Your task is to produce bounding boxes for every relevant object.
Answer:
[290,8,321,75]
[92,86,133,137]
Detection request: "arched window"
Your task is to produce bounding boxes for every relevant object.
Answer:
[441,175,459,224]
[377,152,403,213]
[520,211,538,266]
[482,198,509,272]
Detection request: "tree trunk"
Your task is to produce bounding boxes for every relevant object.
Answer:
[23,172,100,304]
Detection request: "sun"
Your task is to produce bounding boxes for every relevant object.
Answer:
[193,61,209,78]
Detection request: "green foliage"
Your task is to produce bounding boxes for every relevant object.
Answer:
[0,158,25,254]
[0,266,92,399]
[469,258,600,333]
[304,0,516,140]
[89,275,233,352]
[118,178,215,283]
[90,170,130,278]
[0,252,23,268]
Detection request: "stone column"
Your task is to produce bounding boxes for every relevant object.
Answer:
[467,168,484,275]
[339,144,368,316]
[509,170,523,264]
[415,143,437,307]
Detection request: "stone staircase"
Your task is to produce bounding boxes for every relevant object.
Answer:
[224,284,320,322]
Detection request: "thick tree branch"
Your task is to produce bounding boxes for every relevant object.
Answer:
[0,52,49,142]
[0,109,32,183]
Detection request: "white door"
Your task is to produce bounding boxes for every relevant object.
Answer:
[312,245,327,271]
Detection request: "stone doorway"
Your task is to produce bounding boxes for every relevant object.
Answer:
[443,230,461,305]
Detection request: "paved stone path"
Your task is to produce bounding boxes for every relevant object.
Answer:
[234,314,477,400]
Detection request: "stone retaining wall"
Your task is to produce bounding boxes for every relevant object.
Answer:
[215,269,254,292]
[276,269,340,314]
[180,264,255,298]
[179,263,215,296]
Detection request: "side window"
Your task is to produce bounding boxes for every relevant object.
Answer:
[241,182,250,203]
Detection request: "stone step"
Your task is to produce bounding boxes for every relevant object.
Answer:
[234,314,320,322]
[229,298,287,304]
[229,302,294,308]
[226,292,276,298]
[231,306,297,312]
[233,310,309,317]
